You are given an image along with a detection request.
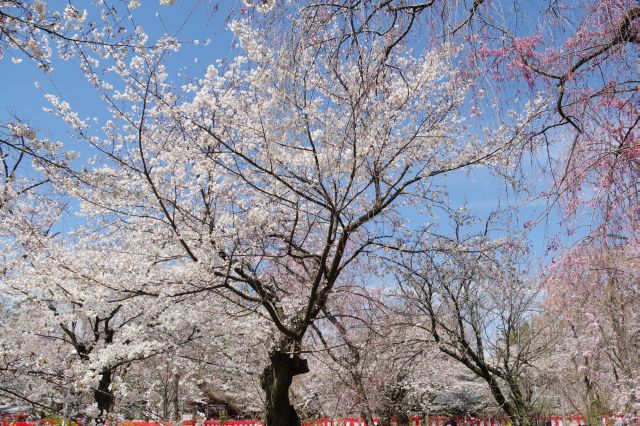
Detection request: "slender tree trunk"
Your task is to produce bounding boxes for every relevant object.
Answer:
[260,351,309,426]
[173,372,181,422]
[583,373,603,426]
[352,373,375,426]
[94,369,115,423]
[162,378,169,420]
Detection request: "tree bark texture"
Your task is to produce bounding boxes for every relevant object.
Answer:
[261,352,309,426]
[94,369,115,422]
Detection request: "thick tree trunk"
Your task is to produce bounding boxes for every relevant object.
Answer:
[510,403,531,426]
[94,369,115,423]
[483,374,515,418]
[478,373,527,426]
[509,379,531,426]
[488,377,529,426]
[260,351,309,426]
[511,401,532,426]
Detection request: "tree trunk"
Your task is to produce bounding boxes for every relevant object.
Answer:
[477,373,527,426]
[508,379,531,426]
[511,402,531,426]
[352,372,375,426]
[173,372,181,422]
[162,378,169,420]
[94,369,115,423]
[260,351,309,426]
[583,373,604,426]
[482,374,515,419]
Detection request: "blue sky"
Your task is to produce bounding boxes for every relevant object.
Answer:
[0,1,573,268]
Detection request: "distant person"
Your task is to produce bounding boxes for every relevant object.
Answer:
[445,419,457,426]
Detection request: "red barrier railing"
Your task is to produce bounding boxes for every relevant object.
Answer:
[425,417,512,426]
[124,422,166,426]
[305,415,638,426]
[3,414,637,426]
[302,416,420,426]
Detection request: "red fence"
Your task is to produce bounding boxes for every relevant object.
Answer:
[302,416,423,426]
[303,415,638,426]
[3,415,637,426]
[426,417,511,426]
[1,421,265,426]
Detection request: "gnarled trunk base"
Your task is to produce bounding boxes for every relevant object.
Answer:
[94,370,115,424]
[261,352,309,426]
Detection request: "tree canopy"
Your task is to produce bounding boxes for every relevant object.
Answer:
[0,1,638,425]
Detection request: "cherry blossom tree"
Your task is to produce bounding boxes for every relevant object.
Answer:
[298,291,498,420]
[469,2,640,422]
[392,213,556,426]
[0,0,189,71]
[1,0,86,71]
[0,120,70,252]
[24,1,546,421]
[543,244,640,424]
[9,1,639,424]
[0,302,67,413]
[0,230,215,422]
[304,287,400,424]
[118,316,268,423]
[519,1,638,242]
